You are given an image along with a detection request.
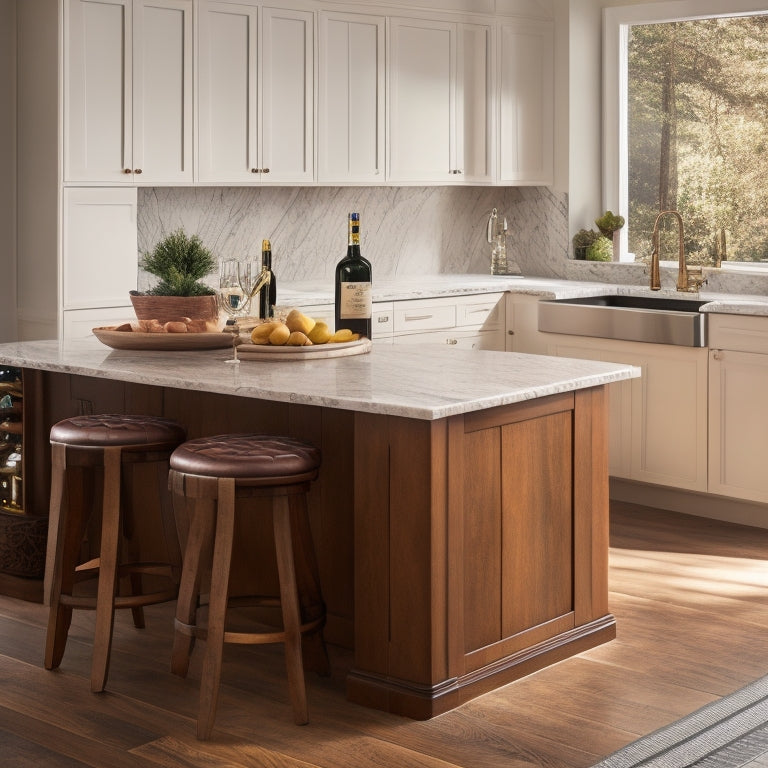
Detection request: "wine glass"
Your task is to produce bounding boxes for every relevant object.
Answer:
[219,259,256,320]
[219,259,255,364]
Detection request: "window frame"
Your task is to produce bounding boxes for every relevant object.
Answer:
[602,0,768,264]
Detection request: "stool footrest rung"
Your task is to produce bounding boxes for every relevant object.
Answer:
[174,614,324,646]
[61,586,178,611]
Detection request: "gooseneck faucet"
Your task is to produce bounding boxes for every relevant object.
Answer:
[649,210,705,293]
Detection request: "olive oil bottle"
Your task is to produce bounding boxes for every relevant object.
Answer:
[334,213,372,338]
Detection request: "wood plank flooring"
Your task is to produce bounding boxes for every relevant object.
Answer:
[1,501,767,767]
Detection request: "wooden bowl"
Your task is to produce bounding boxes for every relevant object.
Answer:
[130,291,219,324]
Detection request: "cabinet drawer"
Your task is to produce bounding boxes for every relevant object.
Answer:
[394,301,456,333]
[455,295,504,328]
[393,328,505,350]
[372,302,394,337]
[709,313,768,354]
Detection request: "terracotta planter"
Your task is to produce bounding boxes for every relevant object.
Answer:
[129,291,220,325]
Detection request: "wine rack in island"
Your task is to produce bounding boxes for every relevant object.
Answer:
[0,367,47,598]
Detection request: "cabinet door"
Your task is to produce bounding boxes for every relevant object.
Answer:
[629,345,708,492]
[318,12,384,183]
[456,23,491,183]
[498,20,553,185]
[64,0,132,182]
[62,187,138,313]
[709,349,768,503]
[132,0,192,182]
[545,334,707,490]
[197,2,259,183]
[260,6,314,182]
[388,18,454,182]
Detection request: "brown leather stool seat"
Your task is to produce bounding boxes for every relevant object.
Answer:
[168,433,329,740]
[45,413,186,693]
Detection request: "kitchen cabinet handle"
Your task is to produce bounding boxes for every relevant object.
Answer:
[712,350,723,361]
[377,315,390,323]
[251,168,260,173]
[262,168,270,173]
[123,168,132,174]
[134,168,142,174]
[404,314,434,322]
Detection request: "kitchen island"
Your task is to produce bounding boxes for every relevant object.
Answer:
[0,338,638,718]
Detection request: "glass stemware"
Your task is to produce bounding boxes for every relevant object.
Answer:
[219,259,255,319]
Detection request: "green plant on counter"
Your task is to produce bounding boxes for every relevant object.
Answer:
[140,229,216,296]
[572,228,601,260]
[586,235,615,262]
[595,210,626,238]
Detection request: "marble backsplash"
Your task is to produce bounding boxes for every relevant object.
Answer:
[137,185,570,290]
[137,186,768,295]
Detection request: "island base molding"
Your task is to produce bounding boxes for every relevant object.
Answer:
[346,614,617,719]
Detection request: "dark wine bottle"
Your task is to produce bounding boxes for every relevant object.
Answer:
[335,212,372,338]
[258,239,277,319]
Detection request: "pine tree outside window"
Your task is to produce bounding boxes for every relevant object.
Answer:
[604,1,768,267]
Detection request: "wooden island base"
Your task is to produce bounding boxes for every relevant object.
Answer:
[27,371,613,720]
[348,387,613,718]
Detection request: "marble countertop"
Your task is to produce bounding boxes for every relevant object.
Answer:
[0,338,639,421]
[280,275,768,316]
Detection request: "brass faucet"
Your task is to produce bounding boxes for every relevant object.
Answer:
[649,210,705,292]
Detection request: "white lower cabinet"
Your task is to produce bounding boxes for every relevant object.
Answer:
[708,314,768,503]
[392,294,505,349]
[545,334,708,491]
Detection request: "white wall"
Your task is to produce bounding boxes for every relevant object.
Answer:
[0,0,17,343]
[16,0,59,341]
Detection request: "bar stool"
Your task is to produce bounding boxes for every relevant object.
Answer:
[168,433,329,740]
[44,413,186,692]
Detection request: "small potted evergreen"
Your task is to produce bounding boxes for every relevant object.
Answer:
[130,229,219,324]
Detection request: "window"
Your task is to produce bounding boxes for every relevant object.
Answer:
[604,1,768,266]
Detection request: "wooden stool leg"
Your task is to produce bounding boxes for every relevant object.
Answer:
[120,462,145,629]
[289,493,330,677]
[158,460,183,584]
[171,496,216,678]
[274,495,309,726]
[45,443,78,670]
[197,478,236,740]
[91,447,122,693]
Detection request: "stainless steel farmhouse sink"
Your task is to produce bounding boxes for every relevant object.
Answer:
[538,294,708,347]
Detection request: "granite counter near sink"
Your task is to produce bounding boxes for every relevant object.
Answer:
[278,274,768,317]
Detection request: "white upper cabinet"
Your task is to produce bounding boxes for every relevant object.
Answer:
[318,11,385,183]
[64,0,193,184]
[497,19,553,185]
[387,17,491,183]
[197,2,314,184]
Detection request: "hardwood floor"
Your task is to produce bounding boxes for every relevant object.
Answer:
[1,501,767,767]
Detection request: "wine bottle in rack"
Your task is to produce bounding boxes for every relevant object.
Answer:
[258,239,277,319]
[334,212,372,338]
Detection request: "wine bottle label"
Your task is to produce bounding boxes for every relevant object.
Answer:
[339,281,372,319]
